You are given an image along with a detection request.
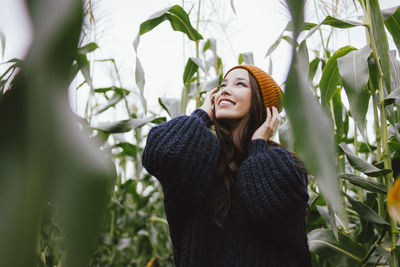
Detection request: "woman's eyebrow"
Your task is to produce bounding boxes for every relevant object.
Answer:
[221,77,249,83]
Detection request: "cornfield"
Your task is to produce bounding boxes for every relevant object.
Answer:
[1,0,400,266]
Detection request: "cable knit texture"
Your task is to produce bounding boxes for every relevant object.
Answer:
[142,108,312,266]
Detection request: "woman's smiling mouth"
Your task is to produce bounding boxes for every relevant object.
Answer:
[219,99,236,106]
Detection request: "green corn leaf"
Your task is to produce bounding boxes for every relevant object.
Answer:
[205,38,217,55]
[127,118,157,129]
[320,46,356,107]
[158,97,170,117]
[158,97,182,118]
[388,139,400,154]
[346,195,389,225]
[94,93,123,115]
[320,15,364,28]
[337,45,371,136]
[383,50,400,106]
[369,0,391,93]
[77,42,99,55]
[190,57,207,74]
[264,31,284,58]
[183,57,198,85]
[238,52,254,65]
[114,142,141,159]
[383,6,400,55]
[203,39,211,52]
[93,119,133,133]
[338,142,391,176]
[284,39,343,225]
[332,89,347,143]
[358,142,377,153]
[282,35,297,47]
[0,59,22,80]
[94,86,130,96]
[76,54,93,88]
[368,56,380,93]
[0,59,22,93]
[305,16,365,39]
[150,117,167,124]
[339,173,387,194]
[285,21,317,31]
[384,87,400,105]
[189,77,219,98]
[134,56,146,111]
[389,50,400,90]
[308,57,320,82]
[93,117,156,134]
[308,229,366,266]
[139,5,203,41]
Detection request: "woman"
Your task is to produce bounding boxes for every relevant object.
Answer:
[142,65,311,266]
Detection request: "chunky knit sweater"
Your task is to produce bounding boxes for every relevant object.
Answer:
[142,108,311,267]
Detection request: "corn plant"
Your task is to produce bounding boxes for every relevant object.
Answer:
[0,0,115,266]
[279,0,400,266]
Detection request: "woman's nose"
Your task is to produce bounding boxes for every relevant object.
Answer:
[219,86,232,95]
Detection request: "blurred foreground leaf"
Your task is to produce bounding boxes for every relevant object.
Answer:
[0,1,115,266]
[284,40,343,226]
[284,0,343,229]
[0,28,5,60]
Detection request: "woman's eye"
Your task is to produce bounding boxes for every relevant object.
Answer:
[237,82,245,86]
[220,84,226,88]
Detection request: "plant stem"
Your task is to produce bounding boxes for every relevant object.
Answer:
[354,126,363,201]
[330,97,349,231]
[364,0,398,264]
[195,0,201,108]
[372,87,386,217]
[337,154,350,232]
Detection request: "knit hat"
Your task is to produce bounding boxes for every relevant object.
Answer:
[223,65,283,113]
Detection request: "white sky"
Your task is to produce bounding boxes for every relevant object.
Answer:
[0,0,399,119]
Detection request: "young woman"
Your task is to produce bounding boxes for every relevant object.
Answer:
[142,65,311,266]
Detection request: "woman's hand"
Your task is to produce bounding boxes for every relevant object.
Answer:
[200,87,219,121]
[251,106,280,141]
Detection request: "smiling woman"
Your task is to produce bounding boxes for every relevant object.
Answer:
[213,68,252,120]
[142,64,311,266]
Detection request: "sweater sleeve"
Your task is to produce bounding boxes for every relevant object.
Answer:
[142,108,220,198]
[236,139,309,224]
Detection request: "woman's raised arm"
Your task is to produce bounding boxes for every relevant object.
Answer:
[142,108,220,199]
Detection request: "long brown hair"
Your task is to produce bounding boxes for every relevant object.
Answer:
[210,71,305,227]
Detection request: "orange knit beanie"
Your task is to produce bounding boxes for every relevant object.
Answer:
[223,65,283,113]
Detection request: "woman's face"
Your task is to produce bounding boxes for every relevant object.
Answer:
[214,68,252,120]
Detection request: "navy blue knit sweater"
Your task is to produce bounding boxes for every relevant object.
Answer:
[142,108,311,266]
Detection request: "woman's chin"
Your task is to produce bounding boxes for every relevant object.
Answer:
[215,111,242,121]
